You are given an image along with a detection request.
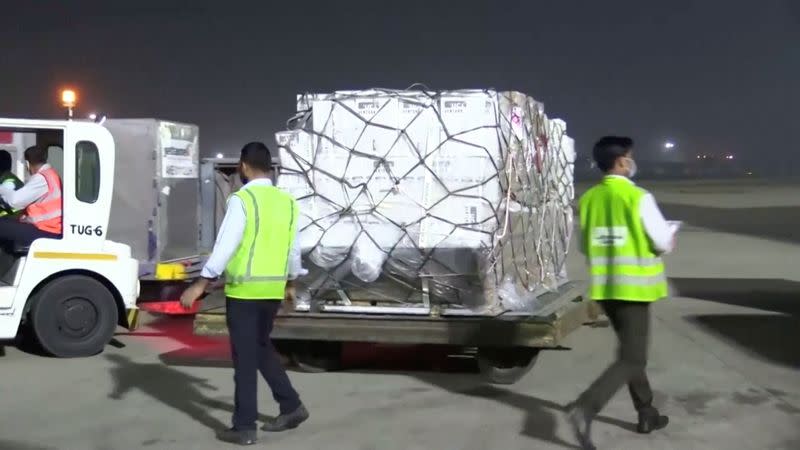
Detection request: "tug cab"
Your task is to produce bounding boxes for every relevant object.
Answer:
[0,119,139,357]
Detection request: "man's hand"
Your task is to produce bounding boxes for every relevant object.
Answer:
[282,280,297,314]
[180,279,209,309]
[285,280,296,303]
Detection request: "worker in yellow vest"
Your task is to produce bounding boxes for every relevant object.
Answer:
[0,150,24,219]
[181,142,308,446]
[567,136,675,450]
[0,150,23,191]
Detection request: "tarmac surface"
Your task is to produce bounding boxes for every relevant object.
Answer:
[1,178,799,450]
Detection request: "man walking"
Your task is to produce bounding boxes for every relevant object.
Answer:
[568,136,673,449]
[181,142,309,445]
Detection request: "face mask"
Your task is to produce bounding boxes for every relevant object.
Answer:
[238,163,249,185]
[625,157,638,178]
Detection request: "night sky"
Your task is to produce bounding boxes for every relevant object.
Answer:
[2,1,798,170]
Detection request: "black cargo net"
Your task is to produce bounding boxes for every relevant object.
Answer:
[278,88,573,313]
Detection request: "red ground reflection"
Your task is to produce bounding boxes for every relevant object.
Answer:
[138,300,200,315]
[119,315,231,364]
[120,315,478,373]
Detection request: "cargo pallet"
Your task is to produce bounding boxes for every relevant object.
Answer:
[193,280,598,384]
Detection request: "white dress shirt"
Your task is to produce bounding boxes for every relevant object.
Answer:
[579,175,675,255]
[201,177,306,280]
[0,164,53,210]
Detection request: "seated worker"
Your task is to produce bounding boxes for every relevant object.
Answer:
[0,150,23,191]
[0,150,24,219]
[0,145,62,249]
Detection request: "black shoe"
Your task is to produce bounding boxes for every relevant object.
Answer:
[261,404,309,432]
[567,406,596,450]
[637,409,669,434]
[216,428,257,446]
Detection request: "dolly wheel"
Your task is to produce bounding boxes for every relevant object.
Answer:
[476,347,540,385]
[290,341,343,373]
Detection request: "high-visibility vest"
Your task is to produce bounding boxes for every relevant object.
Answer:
[579,176,668,302]
[0,172,23,190]
[0,172,24,218]
[22,167,63,234]
[225,184,298,300]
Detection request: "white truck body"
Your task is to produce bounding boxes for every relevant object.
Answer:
[0,118,194,357]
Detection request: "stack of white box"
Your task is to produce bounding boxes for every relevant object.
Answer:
[276,89,575,314]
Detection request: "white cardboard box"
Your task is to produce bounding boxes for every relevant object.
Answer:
[277,89,573,302]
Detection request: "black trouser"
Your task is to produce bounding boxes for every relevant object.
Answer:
[576,300,655,418]
[226,298,301,431]
[0,217,58,250]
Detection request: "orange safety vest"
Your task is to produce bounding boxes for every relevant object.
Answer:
[22,167,62,234]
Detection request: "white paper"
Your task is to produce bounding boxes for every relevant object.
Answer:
[159,122,199,179]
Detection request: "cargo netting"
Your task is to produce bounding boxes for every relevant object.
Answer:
[276,88,575,315]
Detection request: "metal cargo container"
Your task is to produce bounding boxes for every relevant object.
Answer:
[103,119,200,264]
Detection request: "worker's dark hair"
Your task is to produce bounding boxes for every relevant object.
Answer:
[0,150,11,173]
[239,141,273,173]
[24,145,48,165]
[592,136,633,172]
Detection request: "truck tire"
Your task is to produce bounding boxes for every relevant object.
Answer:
[476,347,540,385]
[290,341,343,373]
[29,275,118,358]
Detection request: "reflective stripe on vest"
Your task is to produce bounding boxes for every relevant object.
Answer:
[0,173,23,218]
[225,185,298,300]
[0,172,23,190]
[22,167,63,234]
[579,176,668,302]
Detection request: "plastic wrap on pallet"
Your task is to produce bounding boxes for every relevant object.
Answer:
[275,88,575,315]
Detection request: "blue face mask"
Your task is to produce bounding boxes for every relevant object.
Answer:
[238,163,248,184]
